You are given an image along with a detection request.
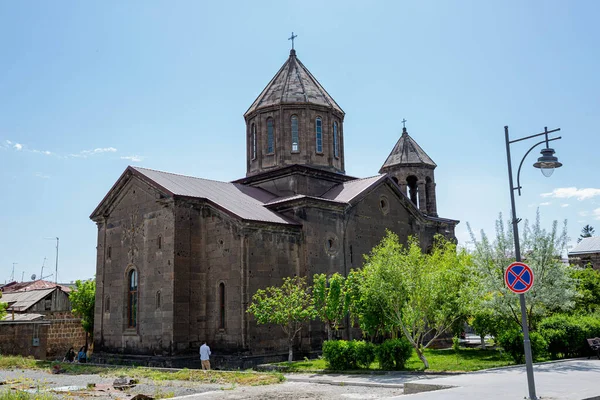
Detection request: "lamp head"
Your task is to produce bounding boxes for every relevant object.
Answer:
[533,148,562,177]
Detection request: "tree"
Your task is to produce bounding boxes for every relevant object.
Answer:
[571,266,600,313]
[467,211,576,331]
[70,279,96,344]
[247,276,315,362]
[354,231,475,368]
[0,291,6,320]
[313,273,349,341]
[578,225,595,242]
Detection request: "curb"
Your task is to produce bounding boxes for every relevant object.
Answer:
[284,376,405,389]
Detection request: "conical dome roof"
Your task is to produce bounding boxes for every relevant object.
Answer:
[380,128,437,172]
[245,49,344,117]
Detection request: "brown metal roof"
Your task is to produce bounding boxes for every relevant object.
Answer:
[322,175,386,203]
[2,280,70,293]
[245,50,344,116]
[380,128,437,171]
[132,167,298,225]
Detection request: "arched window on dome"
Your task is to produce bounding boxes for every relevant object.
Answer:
[251,123,257,160]
[267,118,274,154]
[333,121,339,158]
[291,115,299,152]
[315,117,323,153]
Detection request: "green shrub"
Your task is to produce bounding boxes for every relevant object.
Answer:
[322,340,357,370]
[497,329,547,363]
[539,314,600,358]
[354,341,376,368]
[376,338,413,370]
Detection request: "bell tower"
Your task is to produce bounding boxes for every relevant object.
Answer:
[380,126,438,217]
[244,49,345,177]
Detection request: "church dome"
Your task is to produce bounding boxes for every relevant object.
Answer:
[244,49,345,177]
[244,49,344,117]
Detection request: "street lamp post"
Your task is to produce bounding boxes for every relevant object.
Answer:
[504,126,563,400]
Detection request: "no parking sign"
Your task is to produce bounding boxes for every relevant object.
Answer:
[504,262,534,294]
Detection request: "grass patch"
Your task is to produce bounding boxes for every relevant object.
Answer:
[0,390,56,400]
[0,356,283,386]
[404,348,514,372]
[278,348,516,373]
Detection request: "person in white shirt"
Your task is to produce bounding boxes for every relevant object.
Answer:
[199,341,211,371]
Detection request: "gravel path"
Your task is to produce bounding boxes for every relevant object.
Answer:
[0,368,409,399]
[0,368,223,399]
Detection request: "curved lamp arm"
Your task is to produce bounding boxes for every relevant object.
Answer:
[515,136,561,196]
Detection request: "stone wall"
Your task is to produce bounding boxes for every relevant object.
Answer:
[0,321,49,360]
[93,176,175,356]
[569,252,600,270]
[45,312,87,359]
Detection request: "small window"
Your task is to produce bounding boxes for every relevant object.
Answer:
[127,269,138,328]
[333,121,339,158]
[107,246,112,259]
[44,298,52,311]
[251,123,257,160]
[379,195,390,215]
[219,283,226,329]
[315,117,322,153]
[105,296,110,313]
[291,115,299,152]
[267,118,274,154]
[158,236,162,250]
[156,291,161,310]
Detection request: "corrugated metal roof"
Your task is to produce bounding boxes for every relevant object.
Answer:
[2,288,55,312]
[245,50,343,116]
[380,128,437,171]
[2,313,44,322]
[322,175,386,203]
[2,280,70,293]
[568,236,600,254]
[132,167,298,225]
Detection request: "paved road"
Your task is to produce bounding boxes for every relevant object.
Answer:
[170,359,600,400]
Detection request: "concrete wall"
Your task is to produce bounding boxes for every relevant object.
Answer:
[0,321,49,360]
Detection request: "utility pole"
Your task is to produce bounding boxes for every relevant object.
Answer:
[10,263,17,281]
[44,237,59,284]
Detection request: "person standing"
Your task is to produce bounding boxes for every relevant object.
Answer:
[199,341,211,371]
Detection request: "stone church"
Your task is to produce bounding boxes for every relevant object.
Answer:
[90,48,458,367]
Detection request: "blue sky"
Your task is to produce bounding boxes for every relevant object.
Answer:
[1,1,598,283]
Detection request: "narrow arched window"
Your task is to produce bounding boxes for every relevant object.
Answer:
[157,236,162,250]
[291,116,299,152]
[156,290,161,310]
[315,117,323,153]
[219,283,226,329]
[105,296,110,313]
[127,269,138,328]
[251,123,257,160]
[267,118,274,154]
[333,121,339,158]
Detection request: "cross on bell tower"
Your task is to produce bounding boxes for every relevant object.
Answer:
[288,32,298,50]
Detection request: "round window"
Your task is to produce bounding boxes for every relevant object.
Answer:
[379,195,390,215]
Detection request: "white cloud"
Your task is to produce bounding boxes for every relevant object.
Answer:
[14,143,23,150]
[34,172,51,179]
[6,140,12,145]
[541,187,600,201]
[561,204,569,208]
[32,149,52,156]
[579,211,589,217]
[594,208,600,220]
[72,147,118,158]
[539,202,551,206]
[121,155,144,162]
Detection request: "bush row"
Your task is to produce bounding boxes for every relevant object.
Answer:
[496,314,600,363]
[538,314,600,359]
[322,338,413,370]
